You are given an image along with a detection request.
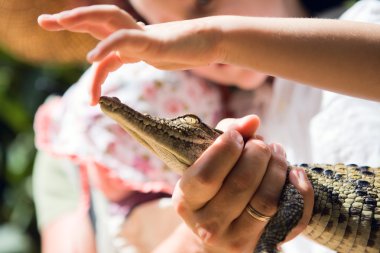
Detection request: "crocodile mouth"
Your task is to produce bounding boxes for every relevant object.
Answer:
[99,96,189,172]
[121,124,189,173]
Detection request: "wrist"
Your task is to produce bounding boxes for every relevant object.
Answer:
[211,16,274,68]
[203,15,257,65]
[194,16,226,65]
[206,16,234,65]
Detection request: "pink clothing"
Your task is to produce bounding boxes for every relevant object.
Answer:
[35,63,223,200]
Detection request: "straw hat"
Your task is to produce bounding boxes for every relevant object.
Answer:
[0,0,97,64]
[0,0,145,64]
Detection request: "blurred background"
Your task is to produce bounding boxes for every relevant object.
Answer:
[0,1,138,252]
[0,49,86,253]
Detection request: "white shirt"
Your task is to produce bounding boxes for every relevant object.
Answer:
[263,1,380,252]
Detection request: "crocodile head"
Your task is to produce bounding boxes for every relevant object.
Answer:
[99,96,222,173]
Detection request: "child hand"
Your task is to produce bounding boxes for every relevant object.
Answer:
[38,5,142,39]
[172,115,314,251]
[38,5,222,105]
[38,5,142,105]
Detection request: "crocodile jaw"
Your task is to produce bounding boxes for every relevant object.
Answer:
[99,96,221,173]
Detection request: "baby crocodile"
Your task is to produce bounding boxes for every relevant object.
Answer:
[99,96,380,253]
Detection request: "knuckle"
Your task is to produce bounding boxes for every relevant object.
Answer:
[217,130,243,156]
[253,195,279,216]
[268,157,288,182]
[195,218,223,244]
[172,180,196,216]
[271,154,288,171]
[172,195,188,218]
[143,36,161,56]
[191,169,218,188]
[228,169,255,194]
[224,142,242,159]
[246,139,271,159]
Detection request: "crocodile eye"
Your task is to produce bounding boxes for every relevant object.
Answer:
[183,115,200,125]
[188,116,198,124]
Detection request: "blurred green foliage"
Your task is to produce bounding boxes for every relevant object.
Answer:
[0,50,86,253]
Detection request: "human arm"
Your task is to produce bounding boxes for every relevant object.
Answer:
[38,7,380,102]
[218,16,380,101]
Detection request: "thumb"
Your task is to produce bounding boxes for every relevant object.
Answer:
[279,168,314,246]
[215,115,260,139]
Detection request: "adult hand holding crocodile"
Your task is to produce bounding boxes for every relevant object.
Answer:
[38,5,380,104]
[98,96,315,253]
[94,94,316,252]
[168,115,314,252]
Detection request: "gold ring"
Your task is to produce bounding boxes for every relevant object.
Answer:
[246,204,272,222]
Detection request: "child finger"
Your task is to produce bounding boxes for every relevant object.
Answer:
[55,5,141,37]
[89,53,123,105]
[87,29,154,63]
[64,23,111,40]
[37,14,64,31]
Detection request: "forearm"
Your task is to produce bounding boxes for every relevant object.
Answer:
[214,16,380,101]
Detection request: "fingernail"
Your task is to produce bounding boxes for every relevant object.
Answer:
[38,14,51,20]
[87,50,96,62]
[296,168,307,183]
[271,143,286,158]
